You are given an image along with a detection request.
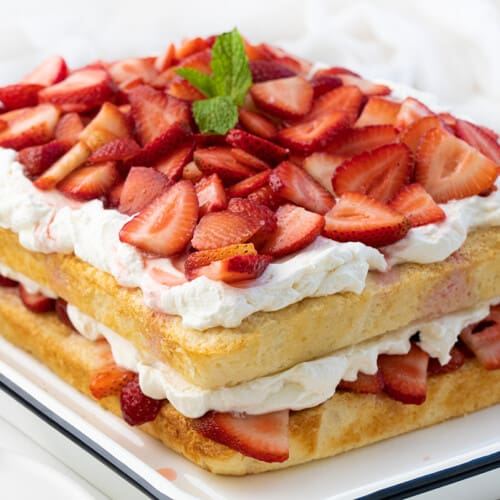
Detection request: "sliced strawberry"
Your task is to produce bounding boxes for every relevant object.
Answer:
[193,410,289,463]
[333,143,411,203]
[247,185,284,210]
[90,364,136,399]
[0,83,43,111]
[18,140,70,180]
[302,152,343,194]
[338,371,384,394]
[191,210,264,250]
[120,376,163,426]
[226,129,288,164]
[54,112,84,146]
[119,180,198,257]
[337,74,391,96]
[194,147,257,181]
[193,133,228,148]
[39,68,114,112]
[399,116,445,155]
[261,204,324,257]
[326,125,398,157]
[195,173,228,216]
[155,43,176,73]
[276,111,348,154]
[128,85,191,146]
[227,170,271,198]
[427,346,468,375]
[355,97,400,127]
[0,104,60,150]
[21,55,68,86]
[250,76,313,119]
[388,183,445,228]
[249,60,297,82]
[57,161,119,201]
[323,192,409,247]
[109,57,158,88]
[119,167,172,215]
[0,275,17,287]
[54,298,74,330]
[378,343,429,405]
[306,85,364,125]
[415,128,498,203]
[154,142,194,180]
[175,36,209,59]
[437,112,457,130]
[460,308,500,370]
[238,108,277,140]
[88,137,141,163]
[395,97,433,130]
[166,76,205,101]
[0,119,6,132]
[270,160,335,214]
[230,148,271,171]
[19,284,55,313]
[309,73,342,98]
[455,119,500,165]
[182,161,203,182]
[313,66,361,78]
[107,180,124,208]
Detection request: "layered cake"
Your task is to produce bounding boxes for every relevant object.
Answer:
[0,29,499,475]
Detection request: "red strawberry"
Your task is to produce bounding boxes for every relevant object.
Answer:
[166,76,205,101]
[109,57,158,88]
[119,167,172,215]
[0,104,60,150]
[155,43,176,73]
[238,108,277,140]
[226,129,288,164]
[193,410,289,463]
[0,275,17,287]
[395,97,433,130]
[19,284,55,313]
[309,73,342,98]
[323,192,409,247]
[54,112,85,146]
[88,137,141,163]
[194,147,257,181]
[427,346,468,375]
[355,97,401,127]
[128,85,191,146]
[193,133,228,148]
[338,371,384,394]
[306,85,363,125]
[249,60,296,82]
[302,152,343,194]
[175,37,209,59]
[250,76,314,119]
[182,161,203,182]
[455,119,500,165]
[378,343,429,405]
[90,364,136,399]
[0,119,6,132]
[119,180,198,256]
[21,55,68,86]
[313,66,361,78]
[120,376,163,426]
[276,111,349,154]
[337,74,391,96]
[399,116,445,155]
[18,140,70,180]
[415,128,498,203]
[0,83,43,111]
[154,142,194,180]
[39,68,114,112]
[332,143,412,203]
[326,125,398,157]
[227,170,271,198]
[247,185,284,210]
[388,183,446,228]
[195,173,228,216]
[191,210,264,250]
[230,148,271,171]
[460,308,500,370]
[54,298,74,330]
[107,180,124,208]
[437,112,457,130]
[57,161,119,201]
[260,204,324,257]
[270,160,335,214]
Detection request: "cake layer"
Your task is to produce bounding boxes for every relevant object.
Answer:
[0,285,499,475]
[1,227,500,389]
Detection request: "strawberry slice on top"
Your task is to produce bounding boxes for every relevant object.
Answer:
[226,129,288,165]
[18,140,69,180]
[455,119,500,166]
[323,192,409,247]
[415,128,498,203]
[354,96,400,127]
[394,97,433,130]
[238,108,277,140]
[21,55,68,87]
[194,147,257,181]
[195,173,228,216]
[0,83,43,111]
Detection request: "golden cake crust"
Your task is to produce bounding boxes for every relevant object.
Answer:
[0,226,500,389]
[0,286,499,475]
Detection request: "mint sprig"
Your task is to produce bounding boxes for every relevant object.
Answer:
[175,28,252,134]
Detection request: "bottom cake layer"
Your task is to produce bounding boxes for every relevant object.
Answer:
[0,286,499,475]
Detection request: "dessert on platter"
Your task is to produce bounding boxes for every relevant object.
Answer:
[0,29,499,475]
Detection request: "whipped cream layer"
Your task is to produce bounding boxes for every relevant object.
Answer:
[0,146,499,329]
[66,298,498,418]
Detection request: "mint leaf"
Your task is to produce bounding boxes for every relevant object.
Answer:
[175,68,215,98]
[193,96,238,134]
[211,28,252,106]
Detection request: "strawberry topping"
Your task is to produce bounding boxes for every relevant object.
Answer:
[19,284,55,313]
[195,173,228,216]
[238,108,277,139]
[249,60,297,82]
[194,146,257,181]
[338,371,384,394]
[226,129,288,164]
[0,84,43,111]
[90,364,136,400]
[455,119,500,165]
[21,55,68,87]
[355,96,400,127]
[120,376,163,426]
[18,140,70,180]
